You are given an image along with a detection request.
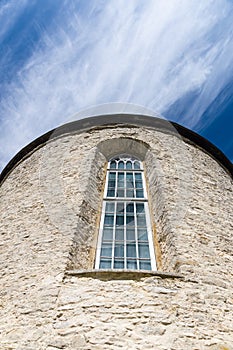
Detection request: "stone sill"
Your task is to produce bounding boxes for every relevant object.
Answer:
[66,269,184,280]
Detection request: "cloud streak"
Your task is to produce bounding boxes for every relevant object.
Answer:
[0,0,233,169]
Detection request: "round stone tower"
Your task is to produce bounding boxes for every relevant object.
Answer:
[0,114,232,350]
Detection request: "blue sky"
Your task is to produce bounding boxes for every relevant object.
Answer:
[0,0,232,171]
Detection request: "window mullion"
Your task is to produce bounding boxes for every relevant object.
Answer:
[135,202,140,270]
[112,201,117,269]
[123,170,126,198]
[104,198,148,202]
[133,171,136,198]
[124,201,126,269]
[115,171,118,198]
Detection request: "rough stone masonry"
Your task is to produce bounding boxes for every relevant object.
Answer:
[0,116,232,349]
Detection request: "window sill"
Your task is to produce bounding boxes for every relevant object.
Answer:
[66,269,184,280]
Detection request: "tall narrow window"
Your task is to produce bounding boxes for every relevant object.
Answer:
[95,155,156,271]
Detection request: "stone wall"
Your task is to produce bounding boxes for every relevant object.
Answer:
[0,124,232,349]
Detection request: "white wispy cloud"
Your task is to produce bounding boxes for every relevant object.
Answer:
[0,0,232,170]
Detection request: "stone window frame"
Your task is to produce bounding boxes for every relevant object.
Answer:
[95,154,157,271]
[67,136,170,273]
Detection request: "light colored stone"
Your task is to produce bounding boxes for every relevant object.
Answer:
[0,122,232,349]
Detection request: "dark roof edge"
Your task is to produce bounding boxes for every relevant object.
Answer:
[0,114,232,184]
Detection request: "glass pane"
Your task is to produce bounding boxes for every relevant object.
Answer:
[126,173,134,188]
[118,181,125,188]
[126,161,132,169]
[127,259,137,269]
[108,180,116,188]
[136,203,144,213]
[139,260,151,270]
[136,189,144,198]
[100,259,111,269]
[101,243,112,257]
[138,243,150,258]
[126,228,135,241]
[118,172,124,184]
[116,214,124,226]
[126,214,135,226]
[135,173,142,181]
[116,202,124,213]
[109,172,116,180]
[134,161,140,170]
[105,202,115,213]
[110,160,116,169]
[118,161,124,169]
[126,243,136,257]
[138,228,148,241]
[117,173,124,196]
[114,259,124,269]
[126,203,134,213]
[104,214,114,225]
[135,181,143,189]
[114,243,124,257]
[115,228,124,240]
[117,189,124,197]
[102,227,113,240]
[107,189,115,197]
[126,189,134,198]
[137,214,146,226]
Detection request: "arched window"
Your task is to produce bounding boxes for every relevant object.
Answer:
[95,155,156,271]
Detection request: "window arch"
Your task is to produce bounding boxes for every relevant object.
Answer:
[95,154,156,271]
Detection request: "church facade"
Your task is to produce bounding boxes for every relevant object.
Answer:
[0,114,232,349]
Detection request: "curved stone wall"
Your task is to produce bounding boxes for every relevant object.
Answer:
[0,122,232,349]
